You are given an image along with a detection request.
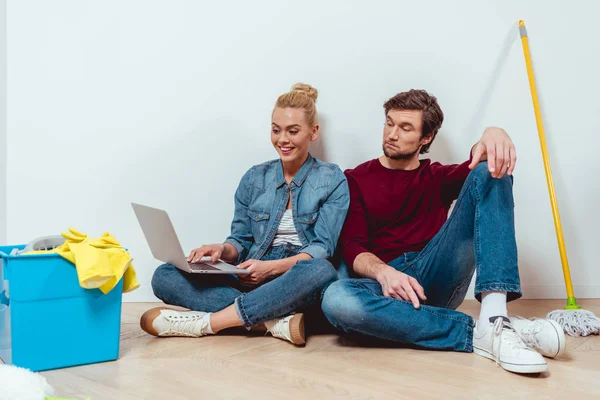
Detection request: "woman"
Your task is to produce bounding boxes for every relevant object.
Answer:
[141,84,349,346]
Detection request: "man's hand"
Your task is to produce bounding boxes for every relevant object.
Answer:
[469,127,517,178]
[376,266,427,308]
[188,244,225,263]
[237,259,278,285]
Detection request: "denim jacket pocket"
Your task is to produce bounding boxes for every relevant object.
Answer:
[247,209,270,242]
[296,209,319,225]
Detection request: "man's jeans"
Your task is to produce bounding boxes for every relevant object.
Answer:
[152,243,338,328]
[322,162,521,352]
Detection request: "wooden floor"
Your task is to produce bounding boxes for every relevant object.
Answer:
[39,299,600,400]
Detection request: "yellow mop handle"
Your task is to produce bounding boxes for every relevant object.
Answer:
[518,20,575,300]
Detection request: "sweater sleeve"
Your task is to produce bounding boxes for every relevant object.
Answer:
[440,152,474,205]
[339,173,371,270]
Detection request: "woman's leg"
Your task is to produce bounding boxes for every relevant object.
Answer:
[210,305,246,332]
[143,251,337,343]
[142,263,249,336]
[151,263,244,312]
[153,245,297,333]
[208,245,337,341]
[234,258,338,327]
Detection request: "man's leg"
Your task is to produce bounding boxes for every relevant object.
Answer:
[408,162,551,372]
[322,277,474,351]
[408,161,519,313]
[324,162,548,372]
[322,161,509,349]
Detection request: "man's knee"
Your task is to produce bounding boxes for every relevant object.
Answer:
[469,161,514,188]
[321,280,364,326]
[335,260,352,280]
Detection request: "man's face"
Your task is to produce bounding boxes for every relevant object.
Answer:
[382,109,431,160]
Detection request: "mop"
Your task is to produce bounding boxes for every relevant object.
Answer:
[518,20,600,336]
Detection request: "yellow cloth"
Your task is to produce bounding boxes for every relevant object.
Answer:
[25,228,139,294]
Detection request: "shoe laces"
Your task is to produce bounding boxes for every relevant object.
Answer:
[516,319,544,349]
[163,312,207,337]
[491,317,529,365]
[266,315,292,340]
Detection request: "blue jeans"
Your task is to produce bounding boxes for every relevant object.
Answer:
[321,162,521,352]
[151,243,338,328]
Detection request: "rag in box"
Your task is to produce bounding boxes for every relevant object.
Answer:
[25,228,139,294]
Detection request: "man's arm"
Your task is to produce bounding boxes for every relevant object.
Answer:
[440,127,517,204]
[352,252,389,280]
[339,174,372,271]
[340,174,426,308]
[353,252,426,308]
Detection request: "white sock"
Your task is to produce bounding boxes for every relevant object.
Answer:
[204,313,214,334]
[478,291,508,333]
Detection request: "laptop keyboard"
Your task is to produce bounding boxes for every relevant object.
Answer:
[189,263,220,271]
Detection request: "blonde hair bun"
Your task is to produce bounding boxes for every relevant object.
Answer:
[291,83,318,103]
[274,83,319,125]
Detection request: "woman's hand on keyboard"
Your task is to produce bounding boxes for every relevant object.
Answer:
[188,244,225,263]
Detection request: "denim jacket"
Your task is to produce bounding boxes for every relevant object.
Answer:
[225,154,350,263]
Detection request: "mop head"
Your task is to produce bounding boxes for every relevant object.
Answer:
[547,309,600,337]
[0,364,55,400]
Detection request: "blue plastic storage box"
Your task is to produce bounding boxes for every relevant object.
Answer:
[0,244,123,372]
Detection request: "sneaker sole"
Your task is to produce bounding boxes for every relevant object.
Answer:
[473,346,548,374]
[289,313,306,346]
[140,306,175,336]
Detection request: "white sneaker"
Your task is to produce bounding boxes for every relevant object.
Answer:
[140,307,211,337]
[510,316,566,358]
[264,313,305,346]
[473,316,548,374]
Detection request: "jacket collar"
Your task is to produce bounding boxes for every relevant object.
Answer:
[275,153,314,188]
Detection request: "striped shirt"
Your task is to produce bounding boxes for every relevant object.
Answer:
[272,209,302,247]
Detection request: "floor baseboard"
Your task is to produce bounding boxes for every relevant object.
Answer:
[123,284,600,303]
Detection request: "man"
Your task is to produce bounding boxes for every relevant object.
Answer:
[322,89,565,374]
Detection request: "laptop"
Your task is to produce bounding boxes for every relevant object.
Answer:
[131,203,249,275]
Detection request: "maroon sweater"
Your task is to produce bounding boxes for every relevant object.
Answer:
[340,156,473,270]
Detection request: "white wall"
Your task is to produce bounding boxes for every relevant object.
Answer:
[0,0,5,246]
[6,0,600,302]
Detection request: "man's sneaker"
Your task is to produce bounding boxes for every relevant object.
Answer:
[473,316,548,374]
[140,307,211,337]
[510,316,566,358]
[264,313,305,346]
